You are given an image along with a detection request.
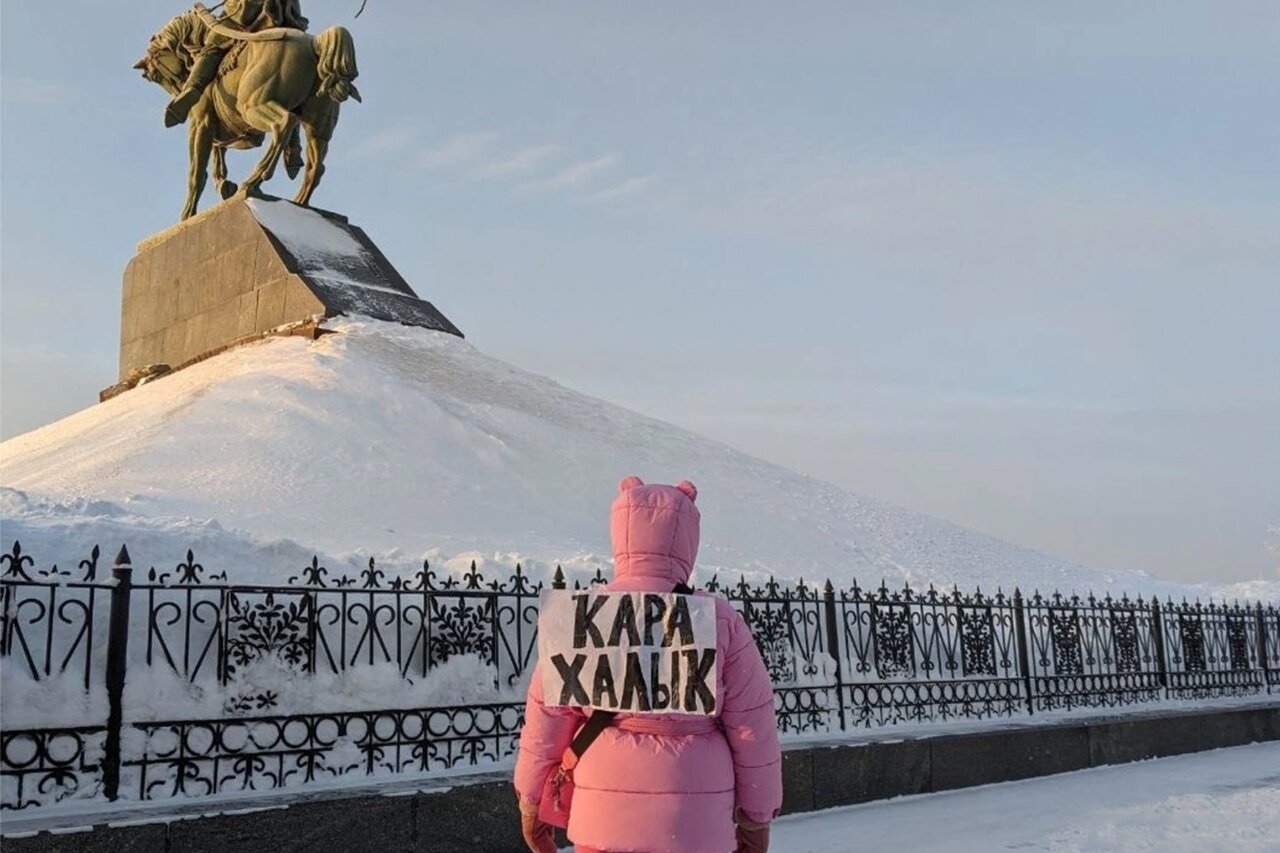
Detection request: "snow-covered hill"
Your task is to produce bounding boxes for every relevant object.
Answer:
[0,318,1265,599]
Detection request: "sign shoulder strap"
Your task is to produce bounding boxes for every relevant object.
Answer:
[569,708,616,758]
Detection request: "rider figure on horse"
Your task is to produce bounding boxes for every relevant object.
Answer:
[164,0,309,128]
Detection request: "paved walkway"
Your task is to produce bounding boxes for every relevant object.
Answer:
[770,741,1280,852]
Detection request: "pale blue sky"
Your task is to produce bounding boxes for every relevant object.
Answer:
[2,2,1277,583]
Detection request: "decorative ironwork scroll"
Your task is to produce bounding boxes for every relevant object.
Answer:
[128,703,525,800]
[0,726,106,810]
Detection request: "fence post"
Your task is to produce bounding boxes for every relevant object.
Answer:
[1257,602,1271,696]
[1151,597,1170,700]
[1012,589,1035,716]
[102,545,133,802]
[821,580,846,732]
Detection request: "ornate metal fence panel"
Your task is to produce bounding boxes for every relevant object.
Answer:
[125,550,543,802]
[1023,592,1163,711]
[1160,600,1265,699]
[2,539,1278,813]
[704,575,838,736]
[834,583,1024,727]
[137,554,545,713]
[291,557,543,691]
[1,543,107,692]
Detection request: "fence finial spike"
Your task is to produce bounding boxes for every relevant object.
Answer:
[114,544,132,567]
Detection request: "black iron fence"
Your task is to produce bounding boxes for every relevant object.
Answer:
[2,540,1277,811]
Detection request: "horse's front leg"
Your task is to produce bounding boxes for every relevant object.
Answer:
[212,145,238,200]
[182,117,215,220]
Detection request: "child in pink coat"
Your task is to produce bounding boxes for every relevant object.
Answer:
[514,477,783,853]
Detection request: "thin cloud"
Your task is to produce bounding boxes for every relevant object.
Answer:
[519,154,620,193]
[417,132,501,170]
[476,145,564,179]
[692,157,1280,297]
[352,126,418,158]
[586,176,653,203]
[1,76,77,105]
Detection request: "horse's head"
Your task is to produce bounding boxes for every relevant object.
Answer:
[134,49,186,97]
[134,12,205,97]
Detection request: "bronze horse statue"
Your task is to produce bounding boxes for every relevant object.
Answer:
[136,3,360,220]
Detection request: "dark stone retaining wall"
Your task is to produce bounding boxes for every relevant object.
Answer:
[6,703,1277,853]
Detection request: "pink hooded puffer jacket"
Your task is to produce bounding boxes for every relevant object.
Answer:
[514,477,783,853]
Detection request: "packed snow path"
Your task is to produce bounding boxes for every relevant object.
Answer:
[767,742,1280,852]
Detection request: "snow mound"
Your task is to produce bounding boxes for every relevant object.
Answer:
[0,318,1261,598]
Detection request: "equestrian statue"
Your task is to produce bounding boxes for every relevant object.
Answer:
[135,0,361,221]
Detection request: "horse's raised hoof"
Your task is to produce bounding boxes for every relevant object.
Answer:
[219,180,238,200]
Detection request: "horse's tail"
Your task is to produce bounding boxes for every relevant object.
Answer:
[314,26,361,103]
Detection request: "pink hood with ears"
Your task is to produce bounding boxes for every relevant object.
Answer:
[610,476,700,586]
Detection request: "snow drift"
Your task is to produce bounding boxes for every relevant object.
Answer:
[0,318,1263,599]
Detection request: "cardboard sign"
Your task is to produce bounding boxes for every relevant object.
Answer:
[537,590,719,715]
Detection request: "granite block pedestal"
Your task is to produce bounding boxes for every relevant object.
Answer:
[113,196,461,392]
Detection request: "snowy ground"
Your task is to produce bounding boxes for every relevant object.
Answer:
[1,318,1272,600]
[768,742,1280,853]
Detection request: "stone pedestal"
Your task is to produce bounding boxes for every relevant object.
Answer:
[117,196,461,383]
